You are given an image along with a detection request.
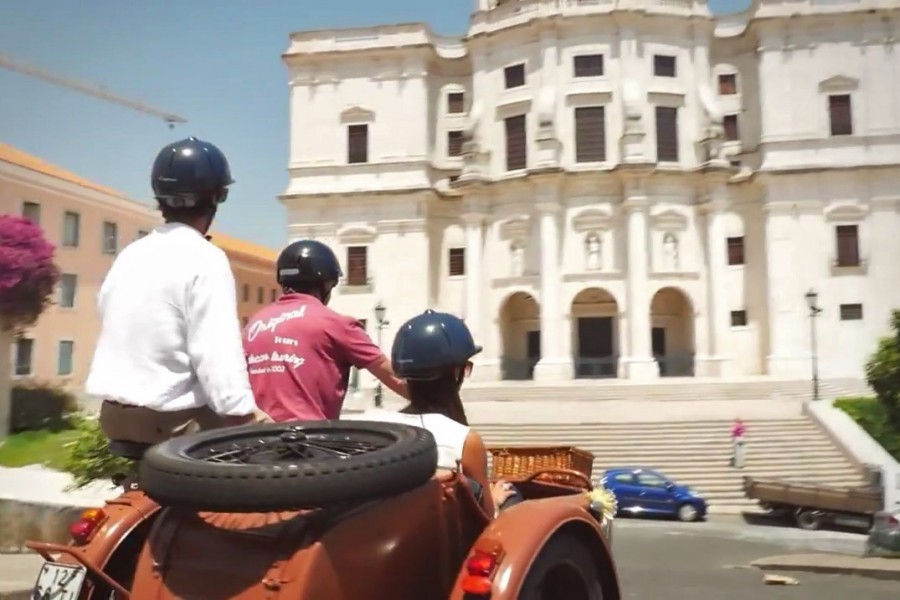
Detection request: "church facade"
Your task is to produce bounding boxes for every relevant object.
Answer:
[280,0,900,383]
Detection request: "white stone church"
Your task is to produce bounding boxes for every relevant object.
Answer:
[280,0,900,384]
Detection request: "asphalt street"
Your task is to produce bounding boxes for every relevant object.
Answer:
[612,517,897,599]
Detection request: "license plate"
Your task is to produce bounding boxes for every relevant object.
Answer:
[33,562,86,600]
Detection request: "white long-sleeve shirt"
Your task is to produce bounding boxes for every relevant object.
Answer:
[85,222,257,416]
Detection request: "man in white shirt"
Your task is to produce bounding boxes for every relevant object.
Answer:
[85,137,260,445]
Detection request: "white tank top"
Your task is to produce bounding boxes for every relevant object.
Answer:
[345,409,470,470]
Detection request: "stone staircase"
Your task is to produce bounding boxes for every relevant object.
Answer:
[476,417,868,514]
[459,377,863,403]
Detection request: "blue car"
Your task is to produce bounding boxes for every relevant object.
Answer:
[600,467,708,522]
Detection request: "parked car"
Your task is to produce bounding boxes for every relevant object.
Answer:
[600,467,708,522]
[27,421,620,600]
[866,509,900,556]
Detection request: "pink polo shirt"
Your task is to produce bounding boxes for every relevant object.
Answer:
[242,294,384,421]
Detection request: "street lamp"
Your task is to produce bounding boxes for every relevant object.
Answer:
[373,301,389,408]
[804,289,824,401]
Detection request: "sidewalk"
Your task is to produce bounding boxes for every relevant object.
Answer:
[0,553,41,599]
[751,553,900,580]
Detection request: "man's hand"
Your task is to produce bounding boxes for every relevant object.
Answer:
[490,480,517,508]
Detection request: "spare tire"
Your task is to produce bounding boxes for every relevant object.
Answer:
[139,420,438,512]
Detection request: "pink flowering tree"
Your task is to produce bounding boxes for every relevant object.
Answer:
[0,215,60,437]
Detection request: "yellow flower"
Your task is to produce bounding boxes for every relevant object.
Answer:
[585,486,618,521]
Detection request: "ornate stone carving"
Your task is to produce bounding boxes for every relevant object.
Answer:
[585,232,602,271]
[663,233,680,271]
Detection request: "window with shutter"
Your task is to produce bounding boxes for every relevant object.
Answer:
[655,106,679,162]
[505,114,527,171]
[726,236,745,266]
[835,225,860,266]
[504,64,525,89]
[348,124,369,163]
[347,246,369,285]
[828,94,852,136]
[573,54,604,78]
[653,55,676,77]
[839,304,863,321]
[449,248,465,276]
[723,114,739,141]
[447,92,465,114]
[447,130,464,157]
[718,74,737,95]
[574,106,606,163]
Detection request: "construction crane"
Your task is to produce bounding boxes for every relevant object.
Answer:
[0,52,187,128]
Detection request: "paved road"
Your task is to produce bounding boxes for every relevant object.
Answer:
[612,517,896,599]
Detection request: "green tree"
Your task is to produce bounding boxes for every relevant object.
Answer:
[865,309,900,427]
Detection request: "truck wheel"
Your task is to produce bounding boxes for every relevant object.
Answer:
[795,509,822,531]
[519,534,604,600]
[139,420,437,512]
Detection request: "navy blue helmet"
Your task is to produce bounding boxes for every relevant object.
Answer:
[276,240,343,287]
[391,310,482,380]
[151,137,233,208]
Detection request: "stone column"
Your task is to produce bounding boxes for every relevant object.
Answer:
[532,177,571,382]
[696,180,733,377]
[461,212,485,342]
[621,175,657,379]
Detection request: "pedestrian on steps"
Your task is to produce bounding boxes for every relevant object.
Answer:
[731,418,747,469]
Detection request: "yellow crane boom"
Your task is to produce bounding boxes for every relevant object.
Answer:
[0,53,187,127]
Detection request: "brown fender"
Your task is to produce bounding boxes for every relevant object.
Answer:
[449,494,619,600]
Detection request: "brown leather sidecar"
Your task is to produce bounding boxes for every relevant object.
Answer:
[27,420,619,600]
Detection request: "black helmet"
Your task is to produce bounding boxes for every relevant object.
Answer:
[391,310,482,380]
[151,137,233,208]
[276,240,343,287]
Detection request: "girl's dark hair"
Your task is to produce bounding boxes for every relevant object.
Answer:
[399,370,468,426]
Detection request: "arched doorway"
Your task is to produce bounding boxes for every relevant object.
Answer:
[571,288,619,379]
[499,292,540,380]
[649,287,695,377]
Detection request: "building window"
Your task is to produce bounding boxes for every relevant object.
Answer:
[62,211,80,247]
[573,54,604,78]
[270,288,277,302]
[256,286,264,304]
[447,130,464,157]
[835,224,860,267]
[504,114,527,171]
[723,114,740,142]
[102,221,118,255]
[348,124,369,164]
[242,284,250,302]
[726,236,745,265]
[14,338,34,376]
[574,106,606,163]
[449,247,465,277]
[59,273,77,308]
[730,310,748,327]
[447,92,465,114]
[137,230,149,239]
[347,246,368,286]
[840,304,863,321]
[718,73,737,95]
[655,106,679,162]
[828,94,852,136]
[22,201,40,225]
[504,63,525,89]
[653,55,676,77]
[57,340,74,376]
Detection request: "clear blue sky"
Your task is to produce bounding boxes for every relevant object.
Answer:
[1,0,749,248]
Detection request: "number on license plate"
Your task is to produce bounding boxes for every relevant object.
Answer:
[33,562,87,600]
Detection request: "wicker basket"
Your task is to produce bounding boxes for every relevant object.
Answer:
[488,446,594,480]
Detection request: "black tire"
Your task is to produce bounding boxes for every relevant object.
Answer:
[795,509,822,531]
[519,534,605,600]
[139,420,437,512]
